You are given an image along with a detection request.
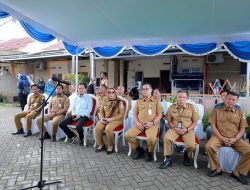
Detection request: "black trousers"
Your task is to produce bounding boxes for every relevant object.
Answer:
[19,93,28,111]
[59,116,89,140]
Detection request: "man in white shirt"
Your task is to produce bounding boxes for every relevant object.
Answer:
[59,83,93,145]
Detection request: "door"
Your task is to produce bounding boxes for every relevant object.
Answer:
[160,70,171,93]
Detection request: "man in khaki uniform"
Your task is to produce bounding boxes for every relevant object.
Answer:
[117,85,132,117]
[125,83,162,162]
[205,91,250,185]
[12,84,45,137]
[160,90,199,169]
[37,84,69,141]
[95,87,125,154]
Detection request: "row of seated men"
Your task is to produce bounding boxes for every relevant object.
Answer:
[12,83,250,185]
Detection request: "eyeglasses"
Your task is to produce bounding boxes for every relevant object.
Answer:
[108,91,115,94]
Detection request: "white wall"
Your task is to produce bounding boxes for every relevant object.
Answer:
[127,56,170,90]
[78,59,106,78]
[107,60,115,87]
[207,55,241,91]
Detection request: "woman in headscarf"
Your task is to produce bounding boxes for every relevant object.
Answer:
[95,87,125,154]
[17,74,30,111]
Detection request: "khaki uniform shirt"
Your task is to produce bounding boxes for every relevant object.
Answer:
[98,99,124,121]
[28,93,45,110]
[50,94,69,113]
[134,96,162,123]
[166,103,199,129]
[209,106,248,138]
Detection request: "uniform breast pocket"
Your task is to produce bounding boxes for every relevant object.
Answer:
[51,99,56,106]
[217,117,227,125]
[139,105,145,112]
[183,110,192,118]
[171,111,179,118]
[231,116,240,125]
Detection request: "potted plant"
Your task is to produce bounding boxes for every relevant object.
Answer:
[65,73,90,92]
[202,110,212,131]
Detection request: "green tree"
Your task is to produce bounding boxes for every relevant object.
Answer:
[65,73,90,85]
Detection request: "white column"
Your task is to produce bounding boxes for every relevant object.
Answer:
[247,62,250,97]
[71,55,75,73]
[119,61,124,86]
[90,52,96,78]
[75,54,79,92]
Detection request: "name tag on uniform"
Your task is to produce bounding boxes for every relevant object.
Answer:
[148,109,152,115]
[58,103,62,108]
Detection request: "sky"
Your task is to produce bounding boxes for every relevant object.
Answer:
[0,17,59,54]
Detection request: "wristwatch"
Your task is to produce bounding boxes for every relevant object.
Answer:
[152,120,156,125]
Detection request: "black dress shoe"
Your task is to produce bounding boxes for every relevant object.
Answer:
[207,169,223,177]
[160,156,172,169]
[95,145,106,152]
[42,132,51,140]
[133,147,145,159]
[145,149,152,162]
[183,151,191,167]
[107,149,114,155]
[231,173,249,185]
[23,130,32,137]
[12,129,24,135]
[51,135,56,142]
[79,139,84,146]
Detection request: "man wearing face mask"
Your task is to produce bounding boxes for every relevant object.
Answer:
[160,90,199,169]
[36,84,69,141]
[125,83,162,162]
[59,83,92,145]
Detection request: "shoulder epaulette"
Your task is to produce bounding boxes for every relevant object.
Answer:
[214,103,224,109]
[234,104,241,110]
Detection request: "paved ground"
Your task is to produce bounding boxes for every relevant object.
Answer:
[0,106,249,190]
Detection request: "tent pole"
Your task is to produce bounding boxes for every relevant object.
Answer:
[75,49,79,93]
[247,62,250,97]
[90,52,96,78]
[71,55,75,73]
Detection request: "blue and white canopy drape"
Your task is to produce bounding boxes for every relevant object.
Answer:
[1,10,250,61]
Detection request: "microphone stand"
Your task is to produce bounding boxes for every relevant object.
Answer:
[21,82,62,190]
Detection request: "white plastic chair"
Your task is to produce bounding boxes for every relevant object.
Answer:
[208,146,240,173]
[194,103,204,140]
[44,120,66,140]
[172,135,200,169]
[127,131,159,162]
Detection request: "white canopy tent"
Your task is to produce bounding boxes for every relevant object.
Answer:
[0,0,250,96]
